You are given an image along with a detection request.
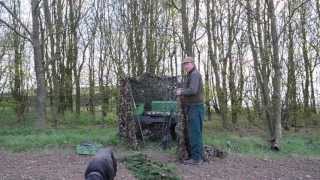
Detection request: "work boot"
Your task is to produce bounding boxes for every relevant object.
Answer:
[182,159,202,165]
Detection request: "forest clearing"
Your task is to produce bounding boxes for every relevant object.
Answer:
[1,0,320,179]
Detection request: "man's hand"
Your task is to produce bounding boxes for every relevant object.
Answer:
[176,88,182,96]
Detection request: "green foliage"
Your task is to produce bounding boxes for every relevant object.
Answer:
[62,111,99,126]
[0,111,112,128]
[308,113,319,126]
[0,127,119,152]
[0,107,36,127]
[204,130,320,158]
[124,153,180,180]
[104,112,118,126]
[0,99,16,109]
[62,111,89,125]
[0,107,17,124]
[204,133,269,155]
[0,106,119,128]
[1,102,319,159]
[49,111,118,127]
[0,106,119,152]
[280,133,320,157]
[76,143,103,155]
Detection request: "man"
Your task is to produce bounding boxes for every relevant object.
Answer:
[176,56,204,165]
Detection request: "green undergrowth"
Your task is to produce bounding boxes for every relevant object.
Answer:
[1,106,319,159]
[0,107,119,152]
[123,153,180,180]
[0,107,118,128]
[0,127,118,152]
[204,130,320,158]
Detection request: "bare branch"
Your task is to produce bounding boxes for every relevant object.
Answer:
[0,1,32,38]
[169,0,180,11]
[190,0,200,39]
[0,19,32,42]
[277,0,312,39]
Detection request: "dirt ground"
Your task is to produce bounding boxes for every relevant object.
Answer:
[0,149,135,180]
[1,149,320,180]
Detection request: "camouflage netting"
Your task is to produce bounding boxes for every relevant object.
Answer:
[176,96,190,161]
[128,73,179,111]
[118,78,139,149]
[118,73,181,149]
[203,145,227,161]
[118,73,226,161]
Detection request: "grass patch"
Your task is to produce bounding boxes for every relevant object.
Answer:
[0,107,118,128]
[0,107,119,152]
[1,106,319,159]
[280,133,320,157]
[0,127,119,152]
[124,153,180,180]
[204,130,320,158]
[0,107,36,127]
[61,111,118,127]
[140,140,177,156]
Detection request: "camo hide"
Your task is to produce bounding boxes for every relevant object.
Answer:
[118,78,138,149]
[128,73,178,111]
[176,96,190,161]
[203,145,227,161]
[118,73,190,157]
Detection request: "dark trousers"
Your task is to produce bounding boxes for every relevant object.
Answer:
[186,103,204,161]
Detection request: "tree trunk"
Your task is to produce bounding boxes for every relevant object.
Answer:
[55,0,65,118]
[12,0,26,123]
[32,0,47,128]
[204,51,211,121]
[75,73,81,115]
[316,0,320,21]
[181,0,192,56]
[65,0,79,112]
[300,4,310,115]
[226,0,239,127]
[43,0,62,127]
[181,0,199,56]
[145,0,157,75]
[285,0,297,130]
[247,0,263,120]
[207,0,228,128]
[309,67,316,113]
[267,0,282,149]
[247,0,279,148]
[89,39,95,118]
[75,39,90,116]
